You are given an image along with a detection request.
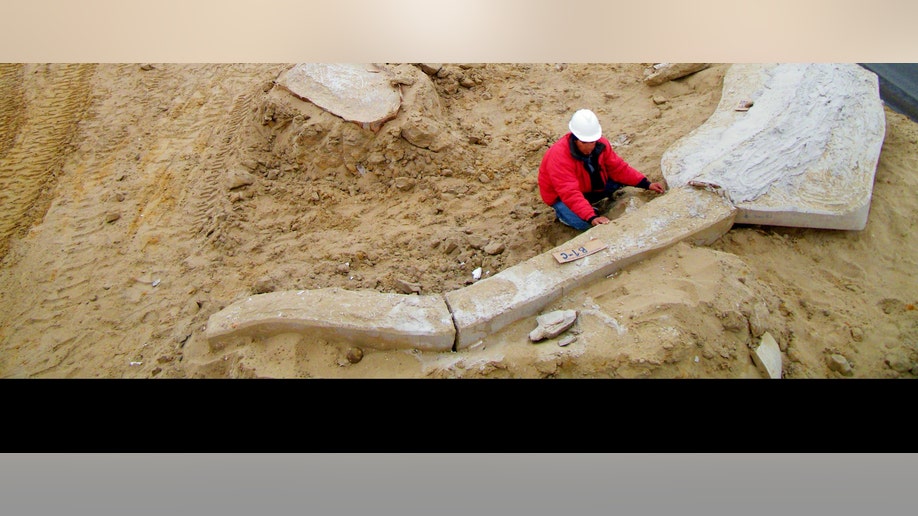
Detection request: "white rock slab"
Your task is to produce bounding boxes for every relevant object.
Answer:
[644,63,710,86]
[275,63,402,130]
[661,63,886,230]
[752,332,782,379]
[206,288,455,352]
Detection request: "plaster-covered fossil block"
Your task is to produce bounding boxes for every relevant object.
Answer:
[662,63,886,230]
[276,63,402,131]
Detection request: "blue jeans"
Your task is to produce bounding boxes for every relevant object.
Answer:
[552,181,624,231]
[551,201,592,230]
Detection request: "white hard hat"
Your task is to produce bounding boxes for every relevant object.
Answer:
[568,109,602,142]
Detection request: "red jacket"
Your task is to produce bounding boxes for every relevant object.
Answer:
[538,133,649,221]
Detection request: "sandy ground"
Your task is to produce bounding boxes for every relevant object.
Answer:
[0,62,915,379]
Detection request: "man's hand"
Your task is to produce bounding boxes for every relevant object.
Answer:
[591,216,611,226]
[648,182,666,194]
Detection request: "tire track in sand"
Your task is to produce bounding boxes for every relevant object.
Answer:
[192,90,255,244]
[1,64,282,377]
[0,64,95,258]
[0,63,189,377]
[0,64,26,160]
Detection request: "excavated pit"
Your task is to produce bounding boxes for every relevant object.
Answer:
[204,63,887,353]
[205,63,580,298]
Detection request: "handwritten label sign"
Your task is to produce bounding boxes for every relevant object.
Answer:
[552,239,608,264]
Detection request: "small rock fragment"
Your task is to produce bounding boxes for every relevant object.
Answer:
[466,235,488,249]
[749,302,771,337]
[735,99,754,111]
[525,137,547,152]
[850,326,864,342]
[105,212,121,223]
[346,347,364,364]
[396,279,422,294]
[418,63,443,75]
[529,310,578,342]
[558,335,577,347]
[885,354,911,373]
[140,64,155,71]
[252,276,277,295]
[483,241,505,255]
[226,168,257,190]
[827,354,854,376]
[611,134,632,147]
[400,115,441,149]
[643,63,710,86]
[393,177,416,191]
